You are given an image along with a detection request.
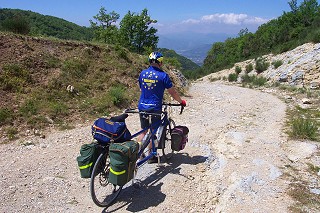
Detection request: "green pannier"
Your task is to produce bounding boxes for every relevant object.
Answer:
[76,142,103,178]
[108,141,139,186]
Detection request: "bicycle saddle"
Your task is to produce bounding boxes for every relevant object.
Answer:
[110,113,128,122]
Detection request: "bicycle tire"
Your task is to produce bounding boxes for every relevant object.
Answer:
[90,151,122,207]
[161,118,175,160]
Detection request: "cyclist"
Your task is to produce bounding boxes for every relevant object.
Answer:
[137,51,186,163]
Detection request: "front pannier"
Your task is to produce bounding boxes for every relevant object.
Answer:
[171,126,189,151]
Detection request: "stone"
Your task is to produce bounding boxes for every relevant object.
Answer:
[301,98,312,104]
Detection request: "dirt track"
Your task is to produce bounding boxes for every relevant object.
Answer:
[0,80,295,212]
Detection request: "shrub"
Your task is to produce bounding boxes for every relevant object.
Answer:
[6,127,18,140]
[48,102,69,119]
[0,108,13,125]
[255,57,270,74]
[115,45,131,62]
[272,60,283,69]
[242,74,268,87]
[45,55,61,68]
[228,73,238,82]
[0,64,32,92]
[109,85,127,107]
[235,66,242,74]
[288,117,318,140]
[245,63,253,73]
[19,99,39,117]
[62,58,89,79]
[253,76,268,86]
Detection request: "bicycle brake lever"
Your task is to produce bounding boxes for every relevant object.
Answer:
[180,105,184,114]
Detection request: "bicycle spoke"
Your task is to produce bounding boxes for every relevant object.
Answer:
[162,118,175,160]
[90,152,122,207]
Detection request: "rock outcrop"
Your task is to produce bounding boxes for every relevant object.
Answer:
[206,42,320,89]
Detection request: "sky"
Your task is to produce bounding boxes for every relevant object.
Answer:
[1,0,313,36]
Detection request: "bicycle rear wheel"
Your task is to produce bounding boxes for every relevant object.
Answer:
[90,151,122,207]
[161,118,175,160]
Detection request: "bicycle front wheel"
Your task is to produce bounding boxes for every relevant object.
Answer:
[161,118,175,160]
[90,151,122,207]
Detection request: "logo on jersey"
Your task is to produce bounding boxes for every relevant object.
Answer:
[142,71,159,90]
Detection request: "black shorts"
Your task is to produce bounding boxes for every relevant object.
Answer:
[139,110,161,129]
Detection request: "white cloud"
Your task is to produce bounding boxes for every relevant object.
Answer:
[201,13,268,25]
[157,13,270,35]
[182,19,201,24]
[202,13,249,25]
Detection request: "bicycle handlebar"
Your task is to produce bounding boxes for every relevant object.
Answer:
[163,102,185,114]
[125,102,185,115]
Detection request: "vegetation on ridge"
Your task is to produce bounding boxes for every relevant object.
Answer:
[200,0,320,79]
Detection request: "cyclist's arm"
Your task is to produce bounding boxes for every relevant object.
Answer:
[167,87,183,104]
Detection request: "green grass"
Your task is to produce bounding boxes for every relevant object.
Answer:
[287,106,320,141]
[288,117,318,140]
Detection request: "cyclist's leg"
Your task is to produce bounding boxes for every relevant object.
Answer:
[137,113,149,143]
[147,111,161,163]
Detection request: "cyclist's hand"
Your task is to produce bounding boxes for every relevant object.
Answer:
[181,100,187,107]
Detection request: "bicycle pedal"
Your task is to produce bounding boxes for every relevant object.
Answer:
[132,179,142,189]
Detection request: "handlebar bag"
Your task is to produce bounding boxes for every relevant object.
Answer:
[92,118,131,144]
[108,141,139,186]
[171,126,189,151]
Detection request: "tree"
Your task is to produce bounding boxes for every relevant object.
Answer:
[289,0,299,12]
[238,28,249,37]
[298,0,319,26]
[90,7,120,43]
[2,16,30,35]
[119,9,158,53]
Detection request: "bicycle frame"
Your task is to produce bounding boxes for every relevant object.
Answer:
[129,107,170,166]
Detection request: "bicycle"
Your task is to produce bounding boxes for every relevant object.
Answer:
[90,103,184,207]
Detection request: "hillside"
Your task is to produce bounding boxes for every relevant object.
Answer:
[0,8,93,41]
[0,32,187,142]
[0,8,199,73]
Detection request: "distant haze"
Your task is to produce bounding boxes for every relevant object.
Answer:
[158,32,234,66]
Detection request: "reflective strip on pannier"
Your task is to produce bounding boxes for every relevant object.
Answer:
[110,167,126,175]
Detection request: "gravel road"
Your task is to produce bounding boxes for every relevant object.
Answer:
[0,79,294,213]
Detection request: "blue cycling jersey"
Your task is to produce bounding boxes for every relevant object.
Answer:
[138,66,173,111]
